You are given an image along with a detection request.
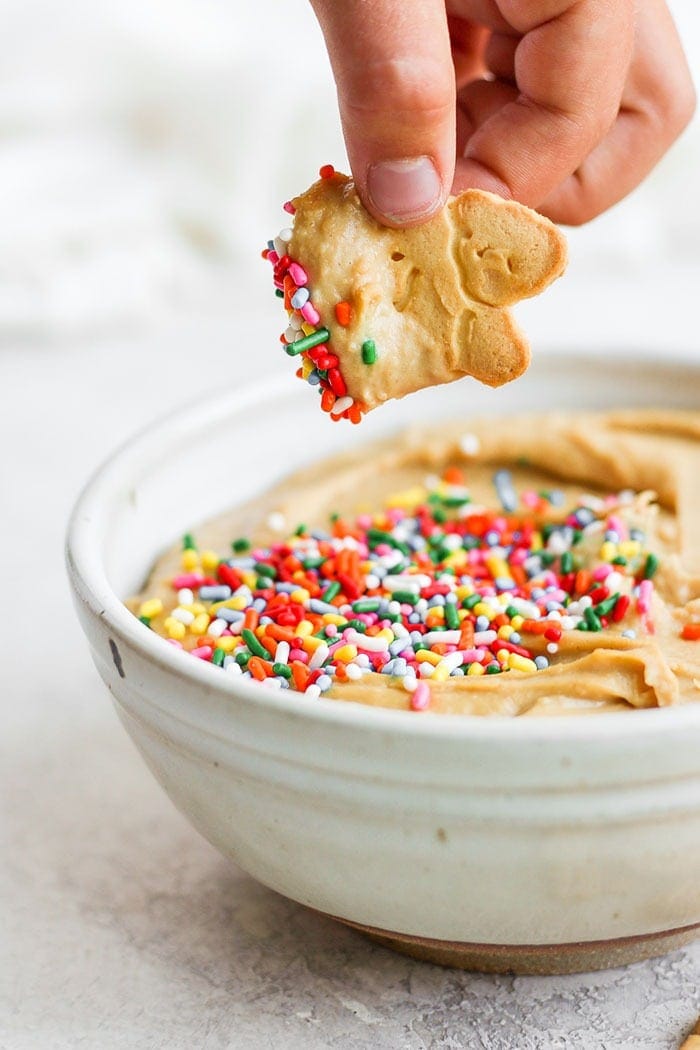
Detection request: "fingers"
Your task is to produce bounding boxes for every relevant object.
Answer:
[310,0,455,227]
[453,0,636,206]
[538,0,696,224]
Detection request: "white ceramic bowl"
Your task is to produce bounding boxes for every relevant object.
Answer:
[67,351,700,974]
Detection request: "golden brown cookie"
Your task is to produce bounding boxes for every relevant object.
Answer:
[264,167,567,421]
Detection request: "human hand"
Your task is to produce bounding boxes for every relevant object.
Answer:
[309,0,695,226]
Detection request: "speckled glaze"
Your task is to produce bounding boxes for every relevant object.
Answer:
[66,353,700,973]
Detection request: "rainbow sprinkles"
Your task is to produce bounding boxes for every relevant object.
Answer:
[263,164,367,424]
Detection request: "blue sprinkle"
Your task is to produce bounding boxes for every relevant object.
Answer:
[493,469,518,513]
[575,508,595,526]
[252,598,267,612]
[229,557,255,569]
[475,615,490,632]
[309,599,338,615]
[382,660,396,675]
[485,530,501,547]
[495,577,516,591]
[307,371,320,386]
[428,595,445,607]
[408,613,421,624]
[630,528,645,542]
[317,674,332,691]
[393,658,407,676]
[450,667,465,677]
[216,608,245,623]
[389,639,406,657]
[534,655,549,670]
[549,490,565,506]
[510,632,521,645]
[198,585,231,602]
[275,582,297,593]
[290,287,310,309]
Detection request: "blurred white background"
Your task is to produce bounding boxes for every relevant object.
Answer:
[0,0,697,347]
[2,4,699,1048]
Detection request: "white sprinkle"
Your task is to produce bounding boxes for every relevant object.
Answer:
[208,618,227,638]
[263,677,282,689]
[419,663,435,678]
[346,630,389,652]
[384,574,431,592]
[331,395,354,415]
[546,643,559,655]
[284,326,297,343]
[402,675,418,692]
[309,643,330,670]
[423,630,461,646]
[305,684,322,700]
[474,630,497,645]
[278,227,293,242]
[459,432,481,457]
[177,588,194,606]
[267,512,286,532]
[346,663,363,680]
[275,641,290,665]
[171,607,195,625]
[364,574,381,590]
[226,660,242,675]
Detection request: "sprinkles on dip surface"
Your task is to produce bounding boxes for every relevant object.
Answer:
[263,164,369,424]
[131,463,688,713]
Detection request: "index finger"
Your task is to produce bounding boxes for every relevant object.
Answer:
[453,0,636,206]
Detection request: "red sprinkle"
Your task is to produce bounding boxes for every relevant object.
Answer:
[319,164,335,179]
[681,623,700,640]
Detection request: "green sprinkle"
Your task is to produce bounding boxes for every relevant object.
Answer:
[294,523,307,536]
[463,594,482,610]
[505,605,519,619]
[433,508,447,524]
[393,591,419,605]
[242,628,268,658]
[255,563,277,578]
[485,664,502,674]
[302,556,325,570]
[540,552,556,567]
[595,594,619,617]
[235,651,250,666]
[322,581,341,603]
[584,606,602,632]
[273,663,292,679]
[366,528,410,555]
[444,602,460,630]
[361,339,377,365]
[643,553,659,580]
[138,615,151,628]
[612,555,627,566]
[285,327,330,356]
[440,495,471,508]
[560,551,574,575]
[212,648,226,667]
[352,599,380,613]
[344,619,367,632]
[275,288,284,298]
[232,538,250,553]
[182,533,196,551]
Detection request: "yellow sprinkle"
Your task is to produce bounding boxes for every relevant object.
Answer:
[431,665,450,682]
[215,637,237,653]
[509,654,538,673]
[290,588,310,604]
[377,628,395,643]
[242,571,257,590]
[211,596,247,613]
[201,550,220,572]
[497,625,514,641]
[333,644,358,663]
[301,322,315,336]
[385,486,427,510]
[301,358,314,379]
[182,602,206,615]
[138,598,163,619]
[190,613,210,635]
[295,620,314,637]
[456,586,473,601]
[619,540,641,560]
[444,551,468,568]
[164,617,186,640]
[181,549,199,571]
[415,650,441,666]
[322,614,347,627]
[302,635,323,652]
[486,556,510,580]
[496,648,510,663]
[531,533,543,552]
[600,541,618,561]
[467,662,485,676]
[473,602,493,619]
[510,614,524,630]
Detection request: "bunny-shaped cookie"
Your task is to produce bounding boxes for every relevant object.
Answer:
[266,170,567,420]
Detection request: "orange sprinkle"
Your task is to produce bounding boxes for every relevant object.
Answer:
[681,623,700,640]
[459,620,475,648]
[291,661,310,691]
[443,466,464,485]
[334,301,352,326]
[248,657,270,681]
[520,619,548,635]
[348,403,363,425]
[243,609,259,632]
[267,625,296,643]
[260,635,277,658]
[575,569,592,595]
[320,388,335,413]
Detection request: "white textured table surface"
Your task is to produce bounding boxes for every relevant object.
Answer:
[3,312,700,1050]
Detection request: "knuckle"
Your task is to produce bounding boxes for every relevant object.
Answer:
[341,57,453,123]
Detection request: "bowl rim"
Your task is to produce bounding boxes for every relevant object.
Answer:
[66,347,700,743]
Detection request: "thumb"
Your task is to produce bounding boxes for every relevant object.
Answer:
[310,0,455,227]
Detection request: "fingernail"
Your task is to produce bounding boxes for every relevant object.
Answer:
[367,157,442,223]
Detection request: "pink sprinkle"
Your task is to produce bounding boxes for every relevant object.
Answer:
[325,624,338,637]
[172,573,204,589]
[375,544,392,556]
[283,201,296,214]
[607,514,627,540]
[593,564,613,581]
[167,639,183,649]
[191,645,213,660]
[289,649,308,663]
[301,301,320,325]
[637,579,653,614]
[521,490,540,508]
[288,262,308,286]
[356,514,372,529]
[411,681,431,712]
[267,250,280,265]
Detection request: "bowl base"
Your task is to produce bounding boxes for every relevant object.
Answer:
[335,917,700,975]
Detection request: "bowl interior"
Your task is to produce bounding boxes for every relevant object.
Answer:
[94,351,699,602]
